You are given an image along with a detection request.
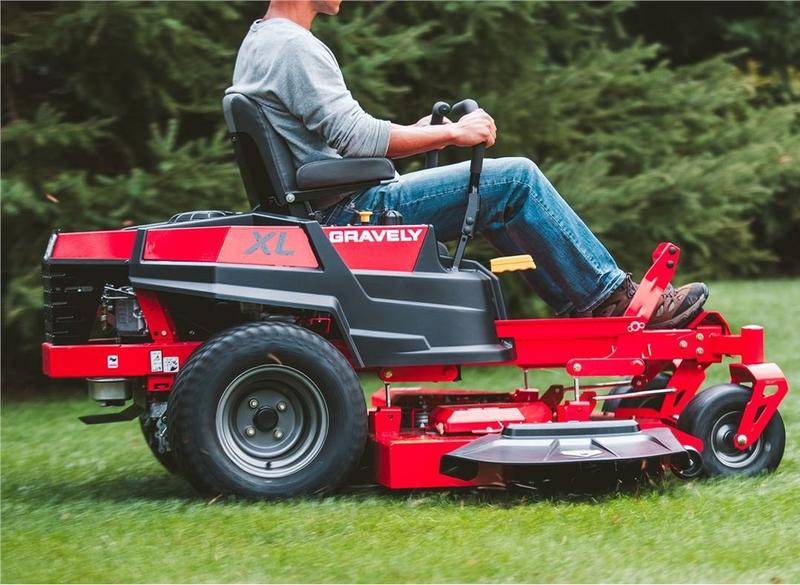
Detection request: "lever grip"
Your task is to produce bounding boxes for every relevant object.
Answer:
[425,101,451,169]
[451,99,485,188]
[470,144,486,179]
[430,101,451,125]
[450,98,479,119]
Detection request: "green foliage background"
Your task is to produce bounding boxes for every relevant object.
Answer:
[2,1,799,374]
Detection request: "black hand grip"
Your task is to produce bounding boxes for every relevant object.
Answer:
[469,144,486,180]
[430,101,451,125]
[451,99,485,188]
[425,101,451,169]
[450,98,479,119]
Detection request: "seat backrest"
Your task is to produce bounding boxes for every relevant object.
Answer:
[222,93,298,212]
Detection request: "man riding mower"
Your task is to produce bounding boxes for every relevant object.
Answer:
[40,1,788,498]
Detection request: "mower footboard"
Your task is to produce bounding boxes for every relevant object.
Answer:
[495,317,637,368]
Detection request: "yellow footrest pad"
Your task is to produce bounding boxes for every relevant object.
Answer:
[490,254,536,273]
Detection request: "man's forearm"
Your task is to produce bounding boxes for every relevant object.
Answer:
[386,123,457,159]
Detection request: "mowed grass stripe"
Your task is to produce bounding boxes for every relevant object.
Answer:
[2,279,798,582]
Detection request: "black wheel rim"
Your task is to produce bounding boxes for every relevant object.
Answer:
[215,365,329,478]
[710,411,763,469]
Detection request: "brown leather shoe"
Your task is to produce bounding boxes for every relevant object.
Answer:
[589,274,639,318]
[578,274,709,329]
[648,282,709,329]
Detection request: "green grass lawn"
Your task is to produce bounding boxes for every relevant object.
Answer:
[2,279,799,583]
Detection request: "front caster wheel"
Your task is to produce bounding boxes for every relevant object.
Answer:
[167,322,367,499]
[677,384,785,477]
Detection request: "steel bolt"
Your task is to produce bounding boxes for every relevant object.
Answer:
[573,363,582,373]
[696,347,705,356]
[245,426,256,437]
[276,401,288,412]
[679,340,688,349]
[273,429,284,440]
[248,398,259,409]
[736,434,748,446]
[696,333,704,342]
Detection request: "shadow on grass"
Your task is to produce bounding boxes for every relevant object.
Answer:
[4,472,196,505]
[4,467,684,508]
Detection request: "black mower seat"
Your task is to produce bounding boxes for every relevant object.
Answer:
[296,158,395,191]
[223,92,395,217]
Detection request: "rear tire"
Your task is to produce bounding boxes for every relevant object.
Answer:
[167,321,367,499]
[677,384,785,477]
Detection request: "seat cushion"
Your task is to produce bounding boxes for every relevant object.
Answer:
[295,157,395,190]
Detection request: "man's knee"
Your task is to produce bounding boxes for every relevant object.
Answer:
[477,157,545,216]
[475,158,537,224]
[495,156,541,182]
[501,156,543,192]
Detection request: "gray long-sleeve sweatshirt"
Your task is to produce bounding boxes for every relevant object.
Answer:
[226,18,391,173]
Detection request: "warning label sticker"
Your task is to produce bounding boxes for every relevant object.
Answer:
[150,350,163,373]
[163,356,179,373]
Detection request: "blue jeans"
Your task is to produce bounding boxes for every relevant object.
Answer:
[324,157,625,315]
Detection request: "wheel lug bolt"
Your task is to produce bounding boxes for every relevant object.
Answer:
[248,398,259,409]
[245,426,256,437]
[276,401,288,412]
[273,429,284,440]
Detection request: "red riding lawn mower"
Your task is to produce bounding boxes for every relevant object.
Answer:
[42,97,789,497]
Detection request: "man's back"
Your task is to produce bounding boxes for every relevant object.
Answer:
[226,18,390,179]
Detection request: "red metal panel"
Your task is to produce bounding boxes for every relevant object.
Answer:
[379,365,460,383]
[218,227,318,268]
[372,433,501,489]
[143,226,229,262]
[42,342,201,378]
[323,225,428,271]
[624,242,679,322]
[555,400,593,421]
[136,290,177,342]
[143,226,319,268]
[52,224,428,271]
[496,316,635,367]
[370,405,499,488]
[656,360,708,418]
[430,401,552,434]
[566,357,646,377]
[50,231,136,260]
[731,362,789,449]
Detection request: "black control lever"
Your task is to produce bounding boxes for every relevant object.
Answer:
[424,101,452,169]
[449,99,486,270]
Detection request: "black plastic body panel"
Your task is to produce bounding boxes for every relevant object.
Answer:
[45,212,512,368]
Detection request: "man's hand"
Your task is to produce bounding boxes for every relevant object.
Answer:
[414,114,452,127]
[386,108,497,159]
[451,109,496,147]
